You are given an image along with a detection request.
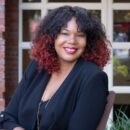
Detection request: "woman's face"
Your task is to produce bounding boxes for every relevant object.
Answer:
[54,17,87,64]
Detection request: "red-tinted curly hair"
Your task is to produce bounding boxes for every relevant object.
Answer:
[30,6,111,73]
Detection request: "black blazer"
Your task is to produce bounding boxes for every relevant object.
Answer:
[0,59,108,130]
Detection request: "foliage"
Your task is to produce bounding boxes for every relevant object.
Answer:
[106,109,130,130]
[113,56,128,77]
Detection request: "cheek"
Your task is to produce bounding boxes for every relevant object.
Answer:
[80,42,87,53]
[54,39,62,54]
[82,41,87,49]
[54,38,60,49]
[80,37,87,48]
[55,37,65,46]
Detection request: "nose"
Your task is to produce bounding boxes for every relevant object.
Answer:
[68,35,76,44]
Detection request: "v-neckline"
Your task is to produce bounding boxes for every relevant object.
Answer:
[31,58,83,129]
[42,59,82,102]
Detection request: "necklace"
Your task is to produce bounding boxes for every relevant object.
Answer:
[36,99,51,130]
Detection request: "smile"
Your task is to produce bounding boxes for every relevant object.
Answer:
[64,47,77,54]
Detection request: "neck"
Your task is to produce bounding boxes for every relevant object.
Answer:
[53,60,77,77]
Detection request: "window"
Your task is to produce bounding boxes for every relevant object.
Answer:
[111,0,130,121]
[113,49,130,86]
[22,0,41,2]
[113,10,130,42]
[48,0,101,2]
[22,10,41,41]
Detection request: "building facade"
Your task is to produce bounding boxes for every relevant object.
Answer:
[0,0,130,123]
[0,0,5,111]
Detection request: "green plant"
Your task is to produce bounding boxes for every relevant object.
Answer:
[113,56,128,77]
[107,109,130,130]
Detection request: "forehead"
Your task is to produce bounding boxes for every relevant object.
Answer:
[61,17,82,32]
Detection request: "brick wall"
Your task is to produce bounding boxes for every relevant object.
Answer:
[0,0,5,111]
[5,0,18,105]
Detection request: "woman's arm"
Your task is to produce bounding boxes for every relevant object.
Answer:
[0,60,37,130]
[68,71,108,130]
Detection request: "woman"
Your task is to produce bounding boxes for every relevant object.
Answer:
[0,6,110,130]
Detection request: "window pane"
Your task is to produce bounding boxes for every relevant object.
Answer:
[113,49,130,86]
[23,50,31,74]
[90,10,101,19]
[23,10,41,41]
[114,0,130,3]
[49,9,101,19]
[22,0,41,2]
[113,10,130,42]
[48,0,100,2]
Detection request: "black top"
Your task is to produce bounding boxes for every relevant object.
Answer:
[35,100,49,130]
[39,100,49,120]
[0,59,108,130]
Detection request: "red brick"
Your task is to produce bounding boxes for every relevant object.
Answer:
[0,0,5,109]
[0,53,5,58]
[0,93,3,98]
[0,84,5,92]
[0,0,5,5]
[0,98,5,104]
[0,65,5,69]
[0,84,4,92]
[0,44,4,49]
[0,18,4,24]
[0,73,4,79]
[0,25,5,32]
[0,59,4,65]
[5,0,19,105]
[0,12,4,19]
[0,98,5,111]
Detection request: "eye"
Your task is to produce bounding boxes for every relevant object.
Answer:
[77,33,86,37]
[60,32,69,36]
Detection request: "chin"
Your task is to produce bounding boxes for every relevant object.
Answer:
[62,57,79,63]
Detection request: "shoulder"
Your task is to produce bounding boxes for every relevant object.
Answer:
[78,59,106,76]
[77,59,108,86]
[23,60,38,80]
[24,60,47,80]
[77,59,108,94]
[17,60,48,92]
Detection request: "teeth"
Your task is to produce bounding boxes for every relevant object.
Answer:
[64,48,77,53]
[66,48,75,51]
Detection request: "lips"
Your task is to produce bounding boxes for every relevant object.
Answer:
[64,47,77,54]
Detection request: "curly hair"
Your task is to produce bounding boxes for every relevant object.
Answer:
[30,6,111,73]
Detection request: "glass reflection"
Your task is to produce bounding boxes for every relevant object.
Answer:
[23,50,30,74]
[113,49,130,86]
[48,0,100,2]
[23,10,41,41]
[113,10,130,42]
[23,0,41,2]
[90,10,101,19]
